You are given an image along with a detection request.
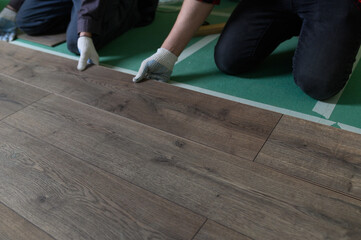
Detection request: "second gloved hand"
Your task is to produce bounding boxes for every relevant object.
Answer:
[133,48,178,83]
[77,36,99,71]
[0,7,17,42]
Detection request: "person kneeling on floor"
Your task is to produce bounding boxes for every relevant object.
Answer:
[134,0,361,101]
[0,0,159,71]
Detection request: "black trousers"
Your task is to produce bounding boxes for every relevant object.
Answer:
[16,0,159,54]
[215,0,361,100]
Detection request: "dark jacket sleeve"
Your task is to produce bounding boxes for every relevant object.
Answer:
[8,0,25,11]
[77,0,105,35]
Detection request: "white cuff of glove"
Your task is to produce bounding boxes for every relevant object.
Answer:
[153,48,178,71]
[0,7,17,22]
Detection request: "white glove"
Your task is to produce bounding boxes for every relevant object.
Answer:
[0,7,17,42]
[77,36,99,71]
[133,48,178,83]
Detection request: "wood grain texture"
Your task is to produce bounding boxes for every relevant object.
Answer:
[17,32,66,47]
[0,202,55,240]
[5,94,361,240]
[0,41,281,161]
[0,74,48,120]
[193,220,251,240]
[255,115,361,200]
[0,122,204,240]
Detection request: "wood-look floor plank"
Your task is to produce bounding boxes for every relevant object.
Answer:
[0,74,48,120]
[0,122,205,240]
[193,220,251,240]
[0,202,55,240]
[5,94,361,240]
[0,41,281,160]
[255,115,361,200]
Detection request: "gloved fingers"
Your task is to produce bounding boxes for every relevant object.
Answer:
[0,32,16,42]
[7,32,15,41]
[133,48,177,83]
[77,36,99,71]
[147,72,171,83]
[133,61,149,83]
[91,51,99,65]
[77,52,99,71]
[0,33,6,41]
[77,52,89,71]
[3,33,9,42]
[0,33,8,41]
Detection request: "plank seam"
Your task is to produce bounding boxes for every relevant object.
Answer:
[5,81,361,202]
[252,115,361,201]
[192,219,255,240]
[0,200,57,240]
[252,153,361,202]
[0,72,53,97]
[4,94,361,240]
[6,91,361,207]
[191,218,208,240]
[13,38,361,135]
[0,71,259,163]
[2,63,361,202]
[10,35,361,135]
[170,82,337,126]
[2,119,209,226]
[0,93,52,122]
[252,114,283,162]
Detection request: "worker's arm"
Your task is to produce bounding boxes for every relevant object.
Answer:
[162,0,215,56]
[133,0,215,83]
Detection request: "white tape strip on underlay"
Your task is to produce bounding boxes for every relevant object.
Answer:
[177,34,219,64]
[338,122,361,135]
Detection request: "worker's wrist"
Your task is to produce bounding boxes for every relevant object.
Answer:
[154,48,178,69]
[5,5,17,12]
[161,43,182,57]
[79,32,92,38]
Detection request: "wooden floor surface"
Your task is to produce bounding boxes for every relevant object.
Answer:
[1,41,361,239]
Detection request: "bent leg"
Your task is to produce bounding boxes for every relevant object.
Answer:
[16,0,72,36]
[137,0,159,27]
[293,0,361,100]
[214,0,302,75]
[67,0,150,54]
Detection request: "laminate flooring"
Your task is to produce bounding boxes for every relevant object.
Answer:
[1,41,361,239]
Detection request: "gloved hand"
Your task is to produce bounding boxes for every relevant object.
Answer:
[133,48,178,83]
[0,7,17,42]
[77,36,99,71]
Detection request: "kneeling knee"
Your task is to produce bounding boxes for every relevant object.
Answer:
[294,72,345,100]
[214,52,256,75]
[16,14,43,36]
[66,35,79,55]
[214,44,258,75]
